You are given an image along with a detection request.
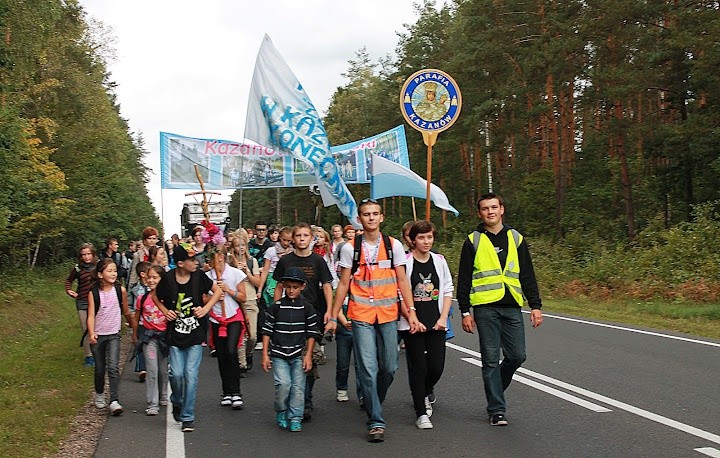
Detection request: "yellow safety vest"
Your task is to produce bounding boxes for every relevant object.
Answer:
[468,229,524,306]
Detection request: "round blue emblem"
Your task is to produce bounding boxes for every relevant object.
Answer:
[400,69,462,133]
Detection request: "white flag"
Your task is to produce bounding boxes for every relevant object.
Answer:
[370,155,459,216]
[244,35,360,227]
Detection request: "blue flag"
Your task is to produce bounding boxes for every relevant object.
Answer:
[244,35,360,227]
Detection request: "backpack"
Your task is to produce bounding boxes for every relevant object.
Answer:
[79,284,123,347]
[350,233,394,275]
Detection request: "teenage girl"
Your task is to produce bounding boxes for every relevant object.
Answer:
[87,258,134,416]
[133,265,169,416]
[65,243,98,367]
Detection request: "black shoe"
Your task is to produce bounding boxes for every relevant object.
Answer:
[427,391,436,404]
[210,349,217,357]
[172,403,182,422]
[489,413,508,426]
[367,427,385,443]
[239,370,247,378]
[246,354,253,370]
[303,407,313,421]
[181,421,195,432]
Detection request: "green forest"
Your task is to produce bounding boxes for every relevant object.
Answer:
[2,0,720,303]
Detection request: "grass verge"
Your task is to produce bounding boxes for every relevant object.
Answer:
[0,266,96,458]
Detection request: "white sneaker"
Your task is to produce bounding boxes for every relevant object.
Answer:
[94,393,106,409]
[424,396,433,417]
[220,395,232,406]
[231,394,244,410]
[109,400,123,416]
[336,389,349,402]
[254,342,263,350]
[416,414,433,429]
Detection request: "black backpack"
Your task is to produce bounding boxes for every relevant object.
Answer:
[350,233,395,275]
[79,284,123,347]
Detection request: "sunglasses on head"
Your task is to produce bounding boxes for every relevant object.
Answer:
[360,198,379,204]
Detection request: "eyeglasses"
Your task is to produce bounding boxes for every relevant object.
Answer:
[360,198,378,204]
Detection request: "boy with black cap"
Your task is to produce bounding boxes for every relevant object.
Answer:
[153,243,222,433]
[261,267,321,432]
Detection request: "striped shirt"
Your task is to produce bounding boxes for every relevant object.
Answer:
[261,297,321,360]
[94,288,122,336]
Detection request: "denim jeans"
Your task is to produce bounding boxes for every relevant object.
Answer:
[272,356,305,422]
[335,325,361,400]
[169,345,203,422]
[91,333,121,401]
[352,319,399,430]
[143,337,168,410]
[474,306,527,416]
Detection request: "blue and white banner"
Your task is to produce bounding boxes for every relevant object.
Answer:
[244,35,360,227]
[159,126,409,190]
[371,155,459,216]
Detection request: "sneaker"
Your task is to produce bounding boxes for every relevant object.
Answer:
[160,398,168,406]
[172,403,182,422]
[254,342,263,350]
[109,400,123,416]
[336,389,349,402]
[146,408,159,416]
[84,356,95,367]
[289,419,302,432]
[94,393,106,409]
[246,354,254,370]
[416,414,433,429]
[275,411,288,429]
[359,397,365,410]
[181,421,195,432]
[303,407,312,421]
[424,396,433,417]
[220,395,232,407]
[138,371,147,382]
[489,413,508,426]
[367,427,385,443]
[231,394,244,410]
[427,391,436,404]
[210,349,217,357]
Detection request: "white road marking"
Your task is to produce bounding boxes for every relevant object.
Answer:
[166,381,185,458]
[449,342,720,446]
[527,311,720,348]
[460,357,611,412]
[696,447,720,457]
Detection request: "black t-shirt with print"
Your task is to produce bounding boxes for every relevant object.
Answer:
[410,257,441,328]
[249,238,274,268]
[273,252,332,317]
[156,269,214,348]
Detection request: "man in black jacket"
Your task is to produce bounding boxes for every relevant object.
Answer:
[457,193,543,427]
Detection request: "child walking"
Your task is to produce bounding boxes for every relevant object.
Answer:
[87,258,134,416]
[133,265,169,416]
[66,243,98,367]
[261,267,321,432]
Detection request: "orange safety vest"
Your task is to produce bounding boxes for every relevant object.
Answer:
[347,235,399,324]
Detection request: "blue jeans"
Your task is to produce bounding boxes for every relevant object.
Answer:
[90,333,121,401]
[352,320,399,430]
[169,345,203,422]
[272,356,305,422]
[335,326,361,400]
[474,306,527,416]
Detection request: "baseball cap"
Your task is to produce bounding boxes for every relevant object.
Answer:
[174,243,197,262]
[281,267,306,284]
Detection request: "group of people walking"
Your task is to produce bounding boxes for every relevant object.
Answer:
[64,192,543,442]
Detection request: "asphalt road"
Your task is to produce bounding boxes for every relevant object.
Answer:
[95,311,720,457]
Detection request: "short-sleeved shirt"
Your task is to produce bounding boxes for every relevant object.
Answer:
[273,252,333,316]
[156,269,214,348]
[337,237,408,270]
[249,238,274,267]
[206,265,247,321]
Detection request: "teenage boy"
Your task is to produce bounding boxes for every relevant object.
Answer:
[457,193,543,427]
[153,244,222,433]
[273,223,333,421]
[261,267,321,432]
[249,220,274,267]
[325,198,421,443]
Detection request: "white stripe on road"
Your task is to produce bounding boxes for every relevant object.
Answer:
[460,357,611,412]
[166,381,185,458]
[449,342,720,446]
[696,448,720,457]
[526,311,720,348]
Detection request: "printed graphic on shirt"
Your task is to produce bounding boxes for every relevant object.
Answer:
[174,292,199,334]
[413,272,440,301]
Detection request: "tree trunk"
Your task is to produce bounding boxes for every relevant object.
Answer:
[613,100,636,241]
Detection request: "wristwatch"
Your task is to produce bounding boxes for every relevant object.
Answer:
[462,312,471,317]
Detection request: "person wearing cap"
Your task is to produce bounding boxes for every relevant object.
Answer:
[457,193,543,427]
[261,267,321,432]
[153,243,222,433]
[325,198,422,443]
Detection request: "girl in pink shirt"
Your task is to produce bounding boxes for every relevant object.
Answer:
[87,258,134,416]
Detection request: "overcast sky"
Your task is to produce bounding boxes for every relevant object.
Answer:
[79,0,434,237]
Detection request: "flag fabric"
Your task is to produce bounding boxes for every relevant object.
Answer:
[244,34,360,227]
[370,155,459,216]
